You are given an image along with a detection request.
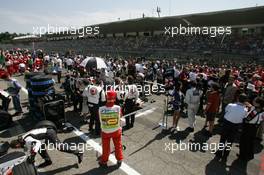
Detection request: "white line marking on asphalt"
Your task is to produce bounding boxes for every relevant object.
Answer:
[121,107,156,122]
[67,123,141,175]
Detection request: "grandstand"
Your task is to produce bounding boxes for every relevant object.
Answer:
[1,6,264,63]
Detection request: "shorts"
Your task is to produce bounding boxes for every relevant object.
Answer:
[206,112,216,122]
[173,105,181,111]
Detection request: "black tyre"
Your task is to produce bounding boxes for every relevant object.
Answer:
[13,161,38,175]
[34,120,57,132]
[24,72,44,80]
[0,110,12,131]
[43,100,65,128]
[31,87,55,96]
[30,75,52,82]
[0,152,25,164]
[0,141,10,156]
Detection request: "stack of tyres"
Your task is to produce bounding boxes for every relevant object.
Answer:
[30,75,55,96]
[24,72,45,89]
[24,72,45,115]
[28,74,54,121]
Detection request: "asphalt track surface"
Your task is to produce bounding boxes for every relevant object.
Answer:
[0,73,263,175]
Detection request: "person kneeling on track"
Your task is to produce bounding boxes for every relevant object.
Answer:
[98,91,123,168]
[10,122,83,168]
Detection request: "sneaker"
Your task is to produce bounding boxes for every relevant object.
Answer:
[116,160,122,168]
[186,127,194,132]
[38,160,52,168]
[204,130,212,137]
[76,152,83,164]
[12,111,23,117]
[176,126,181,132]
[99,162,108,168]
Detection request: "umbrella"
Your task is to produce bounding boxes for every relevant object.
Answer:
[80,57,107,70]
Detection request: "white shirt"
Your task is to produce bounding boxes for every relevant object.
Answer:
[22,128,47,153]
[66,58,74,66]
[174,68,180,78]
[57,58,63,70]
[82,85,106,105]
[0,89,9,98]
[224,103,248,124]
[189,72,197,82]
[19,63,26,68]
[44,55,50,62]
[124,84,139,101]
[185,87,203,107]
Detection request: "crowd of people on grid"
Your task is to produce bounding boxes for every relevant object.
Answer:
[1,49,264,164]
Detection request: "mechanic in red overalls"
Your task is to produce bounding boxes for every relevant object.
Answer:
[6,55,14,76]
[34,57,43,70]
[98,91,123,168]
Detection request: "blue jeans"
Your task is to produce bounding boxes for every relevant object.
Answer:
[12,94,22,112]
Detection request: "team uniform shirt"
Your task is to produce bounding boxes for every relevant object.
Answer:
[185,87,203,107]
[35,58,43,66]
[22,128,47,154]
[245,106,264,125]
[99,105,121,133]
[224,103,248,124]
[82,85,106,107]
